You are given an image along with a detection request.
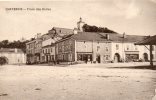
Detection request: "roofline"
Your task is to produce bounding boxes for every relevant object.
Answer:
[42,45,55,48]
[55,37,72,44]
[26,40,36,45]
[53,27,73,30]
[135,35,156,45]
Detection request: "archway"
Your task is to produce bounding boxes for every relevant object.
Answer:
[114,53,120,63]
[0,56,8,65]
[143,53,148,61]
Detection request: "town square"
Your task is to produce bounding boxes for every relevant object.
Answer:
[0,0,156,100]
[0,63,156,100]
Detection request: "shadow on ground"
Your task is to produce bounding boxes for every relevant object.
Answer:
[108,65,156,70]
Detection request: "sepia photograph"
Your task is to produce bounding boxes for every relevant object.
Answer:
[0,0,156,100]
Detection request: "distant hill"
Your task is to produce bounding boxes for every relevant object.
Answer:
[82,24,117,33]
[0,40,28,53]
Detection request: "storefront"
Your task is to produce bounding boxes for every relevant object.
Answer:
[77,52,92,62]
[125,51,139,62]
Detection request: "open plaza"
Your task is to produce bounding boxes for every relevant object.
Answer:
[0,62,156,100]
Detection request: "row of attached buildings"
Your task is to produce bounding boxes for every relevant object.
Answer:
[26,18,156,64]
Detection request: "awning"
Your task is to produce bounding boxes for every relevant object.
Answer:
[135,35,156,68]
[135,35,156,45]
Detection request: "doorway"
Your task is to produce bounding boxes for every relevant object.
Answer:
[96,55,101,63]
[114,53,120,63]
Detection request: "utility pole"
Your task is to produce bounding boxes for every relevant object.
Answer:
[149,45,153,68]
[122,32,125,62]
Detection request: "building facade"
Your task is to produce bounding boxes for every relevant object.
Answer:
[41,44,55,63]
[26,18,156,64]
[26,27,74,64]
[0,48,26,64]
[55,32,154,63]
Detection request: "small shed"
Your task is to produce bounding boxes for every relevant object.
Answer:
[135,35,156,69]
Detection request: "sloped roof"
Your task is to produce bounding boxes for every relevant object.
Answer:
[56,32,147,43]
[99,33,146,43]
[57,32,110,43]
[42,43,55,48]
[71,32,108,41]
[53,27,73,37]
[135,35,156,45]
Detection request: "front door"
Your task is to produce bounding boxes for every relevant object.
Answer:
[114,54,120,63]
[96,55,101,63]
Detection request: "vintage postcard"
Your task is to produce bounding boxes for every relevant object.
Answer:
[0,0,156,100]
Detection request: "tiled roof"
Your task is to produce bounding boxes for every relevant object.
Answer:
[42,43,55,48]
[57,32,147,43]
[71,32,108,41]
[99,33,147,43]
[57,32,110,43]
[53,27,73,37]
[135,35,156,45]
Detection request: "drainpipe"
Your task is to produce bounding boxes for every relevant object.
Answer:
[74,40,77,62]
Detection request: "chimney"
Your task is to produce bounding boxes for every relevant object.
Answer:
[37,33,41,38]
[106,34,110,40]
[123,32,126,38]
[73,28,78,34]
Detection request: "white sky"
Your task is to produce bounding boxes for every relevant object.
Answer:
[0,0,156,41]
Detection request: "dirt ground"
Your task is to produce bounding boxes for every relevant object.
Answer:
[0,63,156,100]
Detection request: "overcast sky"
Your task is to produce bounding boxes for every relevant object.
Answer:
[0,0,156,41]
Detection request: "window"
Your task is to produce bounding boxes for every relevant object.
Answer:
[105,55,109,60]
[135,45,138,50]
[46,49,47,53]
[42,50,44,53]
[106,47,109,52]
[48,48,50,53]
[51,48,53,52]
[152,54,154,59]
[127,45,129,50]
[97,46,100,51]
[63,55,65,61]
[152,46,155,51]
[116,44,119,50]
[77,54,83,61]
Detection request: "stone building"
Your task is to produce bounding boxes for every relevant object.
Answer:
[26,33,42,64]
[0,48,26,64]
[55,31,153,63]
[26,27,74,64]
[56,32,112,63]
[26,17,155,64]
[41,44,55,63]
